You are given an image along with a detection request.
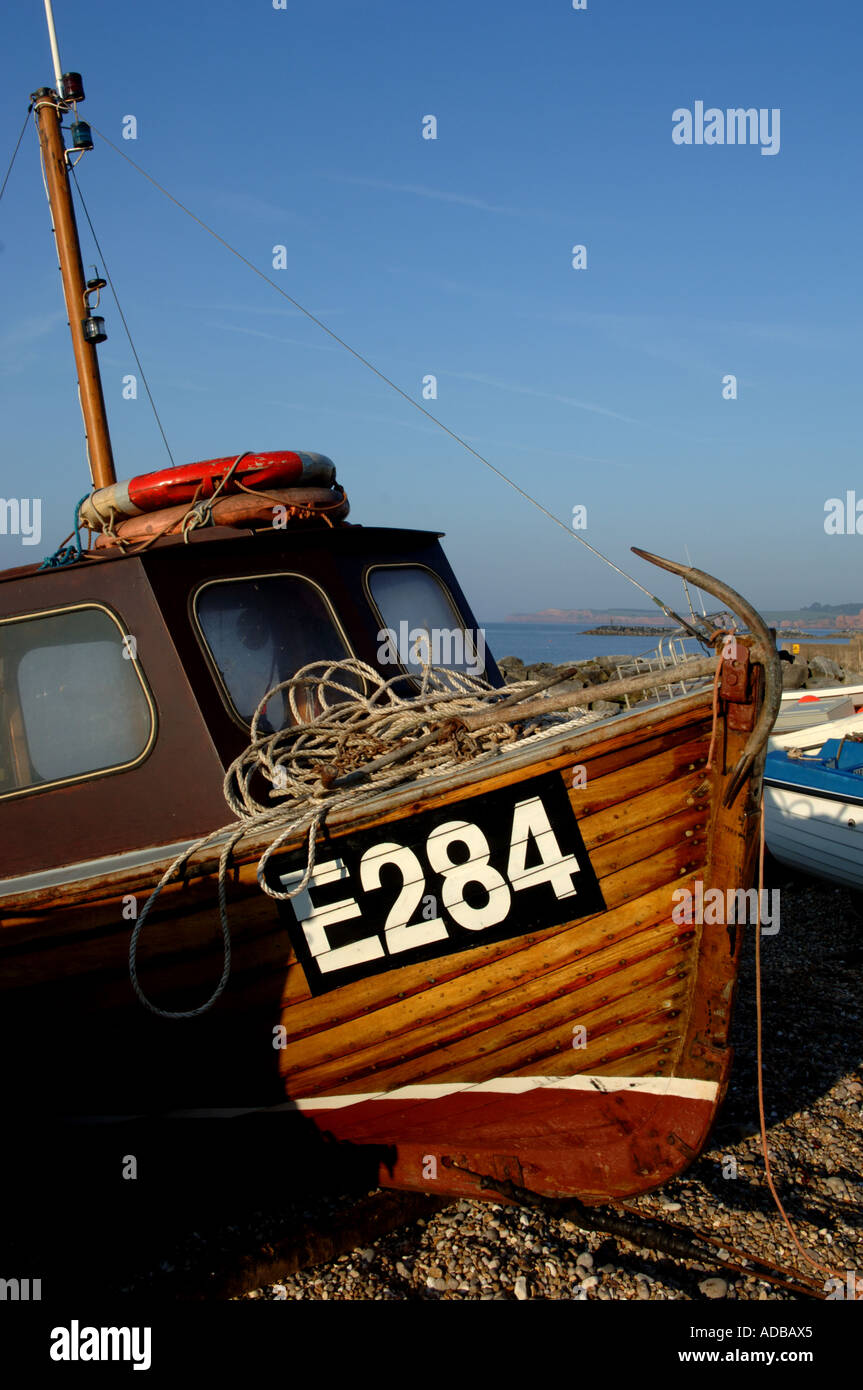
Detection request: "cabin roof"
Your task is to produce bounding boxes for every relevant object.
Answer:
[0,523,447,591]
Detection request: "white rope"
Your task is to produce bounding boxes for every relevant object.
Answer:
[129,658,600,1018]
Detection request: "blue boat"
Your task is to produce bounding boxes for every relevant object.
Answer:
[764,733,863,888]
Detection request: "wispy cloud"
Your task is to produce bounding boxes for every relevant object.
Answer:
[180,302,343,319]
[258,398,618,468]
[440,368,720,448]
[206,190,302,224]
[442,370,644,426]
[201,321,338,353]
[327,175,534,218]
[261,399,439,436]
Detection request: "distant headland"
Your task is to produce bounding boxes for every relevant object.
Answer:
[504,603,863,631]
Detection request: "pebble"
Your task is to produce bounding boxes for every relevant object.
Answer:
[513,1277,529,1300]
[699,1277,729,1299]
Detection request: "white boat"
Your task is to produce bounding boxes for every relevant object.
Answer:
[764,717,863,888]
[774,685,863,735]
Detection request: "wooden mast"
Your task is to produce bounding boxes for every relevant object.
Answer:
[31,5,115,490]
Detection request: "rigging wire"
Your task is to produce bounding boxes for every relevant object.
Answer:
[0,110,31,206]
[69,165,175,467]
[87,120,708,640]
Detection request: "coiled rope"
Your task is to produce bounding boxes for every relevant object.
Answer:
[129,659,600,1018]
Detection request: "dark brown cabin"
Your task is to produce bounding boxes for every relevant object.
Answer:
[0,523,500,887]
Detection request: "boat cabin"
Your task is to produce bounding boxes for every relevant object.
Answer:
[0,522,499,889]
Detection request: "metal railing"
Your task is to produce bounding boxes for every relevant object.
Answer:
[614,634,709,709]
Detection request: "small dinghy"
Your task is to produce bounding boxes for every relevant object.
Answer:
[764,728,863,889]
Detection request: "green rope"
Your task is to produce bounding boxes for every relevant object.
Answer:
[39,493,91,569]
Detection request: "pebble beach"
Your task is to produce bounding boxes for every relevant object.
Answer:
[240,871,861,1302]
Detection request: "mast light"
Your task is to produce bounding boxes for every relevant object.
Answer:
[82,316,107,345]
[60,71,85,102]
[70,121,93,151]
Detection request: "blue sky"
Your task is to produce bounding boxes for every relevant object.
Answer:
[1,0,860,619]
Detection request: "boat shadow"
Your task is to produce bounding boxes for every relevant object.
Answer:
[1,1107,397,1298]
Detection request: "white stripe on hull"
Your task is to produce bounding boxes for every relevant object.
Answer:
[146,1074,719,1121]
[289,1074,720,1110]
[51,1076,720,1125]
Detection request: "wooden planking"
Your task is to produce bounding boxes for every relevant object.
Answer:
[578,767,709,848]
[306,960,693,1096]
[0,724,710,1004]
[0,879,284,994]
[482,974,690,1079]
[592,1040,687,1078]
[0,812,702,1014]
[0,702,714,918]
[273,828,706,1045]
[274,874,696,1059]
[589,806,705,880]
[0,697,728,1114]
[570,736,709,820]
[283,918,693,1094]
[1,713,711,946]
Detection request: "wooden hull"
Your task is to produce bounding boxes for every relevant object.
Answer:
[0,683,766,1203]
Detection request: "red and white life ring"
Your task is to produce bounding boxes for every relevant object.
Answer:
[79,451,335,529]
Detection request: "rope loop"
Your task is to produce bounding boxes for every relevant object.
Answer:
[129,656,600,1017]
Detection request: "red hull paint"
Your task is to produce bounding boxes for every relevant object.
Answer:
[298,1084,720,1202]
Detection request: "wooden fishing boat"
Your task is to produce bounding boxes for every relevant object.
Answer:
[0,8,782,1210]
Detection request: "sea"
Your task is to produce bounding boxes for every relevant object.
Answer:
[480,621,847,668]
[481,621,700,667]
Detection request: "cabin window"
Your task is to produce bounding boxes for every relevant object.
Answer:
[0,605,155,798]
[194,574,356,731]
[367,565,486,678]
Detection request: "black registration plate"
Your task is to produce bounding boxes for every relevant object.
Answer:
[264,771,604,996]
